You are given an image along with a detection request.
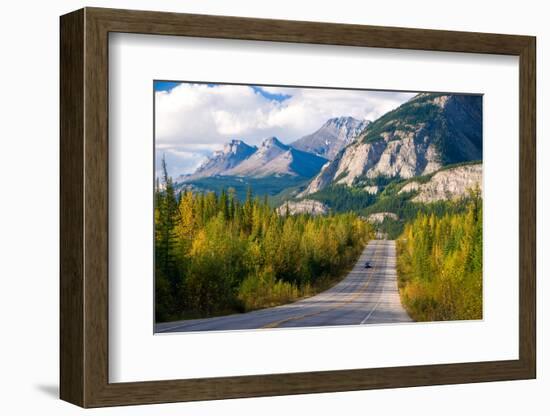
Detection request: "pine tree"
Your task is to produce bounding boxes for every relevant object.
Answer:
[155,156,181,318]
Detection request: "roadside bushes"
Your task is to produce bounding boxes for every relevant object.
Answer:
[237,268,304,311]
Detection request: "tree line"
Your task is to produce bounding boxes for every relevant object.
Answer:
[155,159,374,322]
[396,191,482,321]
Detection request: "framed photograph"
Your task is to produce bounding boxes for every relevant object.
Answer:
[60,7,536,407]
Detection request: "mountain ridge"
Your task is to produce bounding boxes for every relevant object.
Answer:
[225,136,327,178]
[300,93,482,196]
[180,136,328,181]
[182,139,257,181]
[178,115,373,183]
[291,116,370,160]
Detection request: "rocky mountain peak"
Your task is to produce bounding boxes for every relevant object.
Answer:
[325,116,368,130]
[260,136,288,150]
[220,139,255,155]
[251,137,290,161]
[290,116,370,160]
[185,139,257,181]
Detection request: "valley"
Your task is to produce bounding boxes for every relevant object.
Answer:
[155,91,483,328]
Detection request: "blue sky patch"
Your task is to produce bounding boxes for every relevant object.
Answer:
[252,86,291,102]
[154,81,291,103]
[154,81,182,92]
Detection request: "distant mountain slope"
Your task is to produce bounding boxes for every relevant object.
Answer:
[180,137,328,184]
[224,137,327,178]
[184,139,257,181]
[301,93,482,196]
[291,116,370,160]
[176,175,310,203]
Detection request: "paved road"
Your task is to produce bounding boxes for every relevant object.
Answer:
[155,240,412,333]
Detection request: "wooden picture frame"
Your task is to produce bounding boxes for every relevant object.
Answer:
[60,7,536,408]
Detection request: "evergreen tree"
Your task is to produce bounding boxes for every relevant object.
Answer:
[154,156,181,320]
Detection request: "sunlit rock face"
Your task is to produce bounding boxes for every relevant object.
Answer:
[399,164,482,203]
[276,199,329,216]
[367,212,399,223]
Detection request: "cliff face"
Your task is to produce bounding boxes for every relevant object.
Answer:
[367,212,399,223]
[399,163,482,203]
[276,199,329,216]
[300,134,441,196]
[300,93,482,196]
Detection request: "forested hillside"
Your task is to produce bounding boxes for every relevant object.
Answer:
[155,160,374,322]
[396,192,482,321]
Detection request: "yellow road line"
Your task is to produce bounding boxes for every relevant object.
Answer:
[261,241,385,329]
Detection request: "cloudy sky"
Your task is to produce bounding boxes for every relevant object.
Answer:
[154,81,415,178]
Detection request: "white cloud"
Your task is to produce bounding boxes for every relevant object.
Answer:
[155,83,415,177]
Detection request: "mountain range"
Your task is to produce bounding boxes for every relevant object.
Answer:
[223,137,327,178]
[178,116,370,183]
[175,92,482,206]
[300,93,482,196]
[180,137,327,181]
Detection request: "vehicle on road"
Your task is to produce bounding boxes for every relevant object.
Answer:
[364,261,372,269]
